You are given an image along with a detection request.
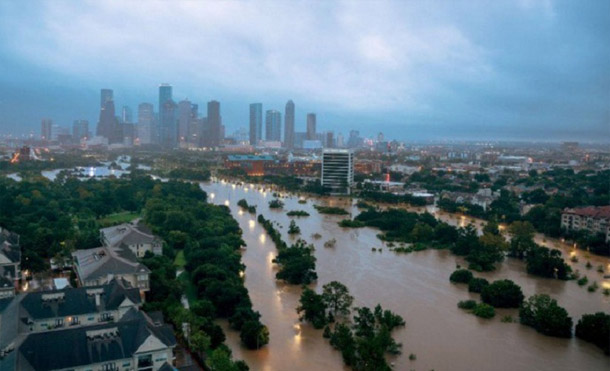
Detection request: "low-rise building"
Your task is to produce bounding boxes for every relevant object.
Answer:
[101,220,163,258]
[19,279,141,333]
[0,228,21,288]
[72,245,151,293]
[561,205,610,242]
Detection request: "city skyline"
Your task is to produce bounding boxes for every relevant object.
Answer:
[0,1,608,142]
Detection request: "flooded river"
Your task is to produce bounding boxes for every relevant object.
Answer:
[201,180,609,371]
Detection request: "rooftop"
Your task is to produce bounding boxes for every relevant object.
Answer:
[564,205,610,219]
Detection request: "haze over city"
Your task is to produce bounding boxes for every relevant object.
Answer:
[0,0,608,141]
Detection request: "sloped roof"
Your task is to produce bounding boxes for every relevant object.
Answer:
[72,245,150,283]
[17,309,176,370]
[564,205,610,219]
[101,220,160,247]
[20,279,141,320]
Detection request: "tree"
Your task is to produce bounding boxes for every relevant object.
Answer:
[288,220,301,235]
[207,347,250,371]
[297,287,328,328]
[525,246,571,280]
[449,269,473,284]
[508,221,536,259]
[467,232,506,271]
[322,281,354,318]
[519,294,572,338]
[468,277,489,293]
[575,312,610,354]
[190,330,211,356]
[240,320,269,349]
[481,279,524,308]
[452,224,479,256]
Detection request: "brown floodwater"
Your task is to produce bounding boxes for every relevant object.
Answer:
[201,180,610,371]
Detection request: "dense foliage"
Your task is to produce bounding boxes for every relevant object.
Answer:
[314,205,349,215]
[450,269,473,284]
[358,190,428,207]
[480,280,524,308]
[237,199,257,214]
[575,312,610,355]
[519,294,573,338]
[287,210,310,217]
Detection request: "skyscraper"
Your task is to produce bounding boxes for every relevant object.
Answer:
[41,119,52,141]
[72,120,89,140]
[121,106,133,123]
[249,103,262,145]
[265,110,282,141]
[284,100,295,149]
[97,91,120,143]
[137,103,154,145]
[307,113,316,140]
[158,84,173,146]
[100,89,113,109]
[177,99,193,143]
[207,100,221,147]
[160,100,177,147]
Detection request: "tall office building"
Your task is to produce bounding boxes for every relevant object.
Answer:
[187,104,200,145]
[137,103,154,145]
[177,99,194,143]
[72,120,89,140]
[160,100,177,147]
[121,106,133,123]
[207,100,221,147]
[284,100,295,148]
[325,131,334,148]
[265,110,282,141]
[41,119,53,141]
[100,89,113,109]
[249,103,262,145]
[97,94,120,142]
[158,84,173,146]
[321,149,354,195]
[306,113,317,140]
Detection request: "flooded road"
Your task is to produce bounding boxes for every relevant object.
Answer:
[202,181,610,371]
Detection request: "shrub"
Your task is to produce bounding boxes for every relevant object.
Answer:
[587,282,598,292]
[269,199,284,209]
[473,303,495,319]
[577,276,588,286]
[468,277,490,293]
[457,300,477,310]
[481,279,524,308]
[450,269,473,284]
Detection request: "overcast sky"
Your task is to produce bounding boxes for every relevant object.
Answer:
[0,0,608,141]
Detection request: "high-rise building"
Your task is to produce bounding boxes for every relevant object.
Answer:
[160,100,177,147]
[187,104,200,145]
[207,100,221,147]
[41,119,53,141]
[336,132,345,148]
[321,149,354,195]
[158,84,173,146]
[177,99,194,143]
[265,110,282,141]
[72,120,89,140]
[100,89,113,109]
[137,103,155,145]
[306,113,317,140]
[97,94,120,143]
[284,100,295,148]
[121,106,133,123]
[325,131,334,148]
[348,130,362,148]
[249,103,262,145]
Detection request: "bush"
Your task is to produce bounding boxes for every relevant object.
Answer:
[468,277,490,293]
[481,279,524,308]
[450,269,474,284]
[314,205,348,215]
[473,303,495,319]
[519,294,572,338]
[577,276,588,286]
[575,312,610,355]
[457,300,477,310]
[269,199,284,209]
[287,210,310,217]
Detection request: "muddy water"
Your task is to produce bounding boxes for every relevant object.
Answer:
[201,181,610,371]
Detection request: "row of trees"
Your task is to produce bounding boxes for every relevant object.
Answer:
[297,282,406,370]
[257,215,318,284]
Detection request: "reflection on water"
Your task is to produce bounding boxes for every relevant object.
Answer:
[202,181,610,371]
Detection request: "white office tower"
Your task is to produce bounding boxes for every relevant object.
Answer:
[321,149,354,195]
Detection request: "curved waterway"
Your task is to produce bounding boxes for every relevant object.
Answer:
[200,180,610,371]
